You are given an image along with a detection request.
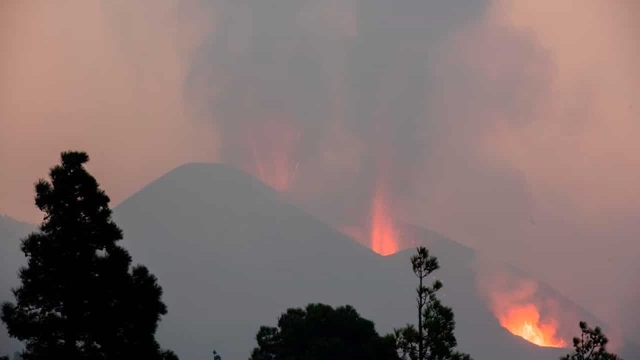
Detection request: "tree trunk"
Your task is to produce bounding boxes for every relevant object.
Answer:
[418,275,423,360]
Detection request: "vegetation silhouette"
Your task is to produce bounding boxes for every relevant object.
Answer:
[560,322,622,360]
[249,303,399,360]
[212,349,222,360]
[394,247,472,360]
[1,152,178,360]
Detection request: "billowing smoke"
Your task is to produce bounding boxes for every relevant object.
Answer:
[2,0,638,340]
[185,0,638,336]
[452,0,640,336]
[185,0,489,236]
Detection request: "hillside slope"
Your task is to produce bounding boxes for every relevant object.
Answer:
[0,215,33,355]
[111,163,600,360]
[2,164,634,359]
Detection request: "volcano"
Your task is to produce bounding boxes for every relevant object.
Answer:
[1,165,637,360]
[109,164,638,360]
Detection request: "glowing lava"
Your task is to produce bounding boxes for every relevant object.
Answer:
[477,269,568,348]
[370,187,400,256]
[498,303,566,348]
[246,116,300,192]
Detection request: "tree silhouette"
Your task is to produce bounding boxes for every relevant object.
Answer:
[1,151,178,360]
[249,303,399,360]
[212,349,222,360]
[560,322,622,360]
[394,247,471,360]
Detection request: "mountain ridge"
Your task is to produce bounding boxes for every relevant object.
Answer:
[110,162,617,360]
[1,163,636,359]
[0,215,35,355]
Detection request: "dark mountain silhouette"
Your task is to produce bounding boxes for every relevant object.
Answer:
[2,164,636,360]
[110,163,637,360]
[0,215,33,354]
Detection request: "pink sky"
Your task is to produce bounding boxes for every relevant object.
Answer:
[0,1,219,222]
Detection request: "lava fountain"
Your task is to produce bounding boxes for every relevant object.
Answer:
[369,183,400,256]
[476,267,568,348]
[497,303,566,348]
[338,182,401,256]
[245,116,301,192]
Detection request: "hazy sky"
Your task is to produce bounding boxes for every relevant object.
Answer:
[1,0,638,335]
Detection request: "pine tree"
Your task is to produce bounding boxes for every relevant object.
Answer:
[394,247,471,360]
[1,151,177,360]
[560,322,622,360]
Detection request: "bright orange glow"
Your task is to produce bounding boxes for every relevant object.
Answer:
[370,186,400,256]
[478,272,568,349]
[498,303,565,348]
[246,116,300,192]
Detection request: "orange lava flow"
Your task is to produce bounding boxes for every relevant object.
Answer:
[370,188,400,256]
[498,304,566,348]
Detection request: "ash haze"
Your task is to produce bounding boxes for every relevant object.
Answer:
[1,0,638,341]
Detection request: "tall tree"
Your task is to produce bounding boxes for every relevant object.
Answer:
[394,247,471,360]
[249,303,399,360]
[560,322,622,360]
[1,151,177,360]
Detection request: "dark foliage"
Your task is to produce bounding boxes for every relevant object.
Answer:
[0,151,177,360]
[212,349,222,360]
[394,247,471,360]
[560,322,622,360]
[249,303,399,360]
